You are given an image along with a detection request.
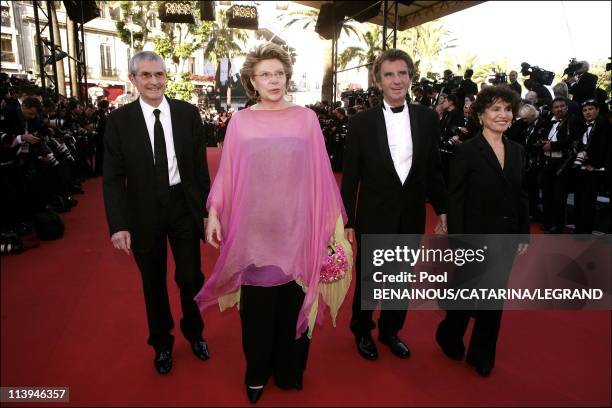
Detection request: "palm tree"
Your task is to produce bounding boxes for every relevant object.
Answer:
[398,20,457,80]
[201,10,249,106]
[337,25,383,88]
[279,8,361,102]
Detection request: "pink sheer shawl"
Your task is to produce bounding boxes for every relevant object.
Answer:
[195,105,349,337]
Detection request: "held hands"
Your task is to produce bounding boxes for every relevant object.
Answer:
[434,214,448,235]
[111,231,131,255]
[517,243,529,255]
[22,133,40,144]
[205,211,223,249]
[344,228,355,244]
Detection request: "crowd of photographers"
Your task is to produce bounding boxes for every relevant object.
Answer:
[319,58,611,234]
[0,74,110,254]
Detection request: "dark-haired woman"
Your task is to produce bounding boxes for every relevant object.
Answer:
[435,85,529,377]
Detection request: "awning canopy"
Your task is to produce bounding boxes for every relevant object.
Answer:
[292,1,484,30]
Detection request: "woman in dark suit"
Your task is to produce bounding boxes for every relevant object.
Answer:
[435,85,529,377]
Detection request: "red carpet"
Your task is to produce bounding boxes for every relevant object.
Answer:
[1,148,610,407]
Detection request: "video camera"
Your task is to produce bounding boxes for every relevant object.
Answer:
[434,75,463,94]
[563,58,584,77]
[520,62,555,86]
[488,70,508,85]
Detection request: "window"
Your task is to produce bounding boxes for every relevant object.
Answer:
[1,5,11,27]
[147,12,157,29]
[109,6,120,21]
[1,33,15,62]
[100,44,113,76]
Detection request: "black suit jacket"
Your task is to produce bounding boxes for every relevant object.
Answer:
[569,72,598,104]
[103,97,210,251]
[447,133,529,235]
[341,103,448,234]
[573,117,612,169]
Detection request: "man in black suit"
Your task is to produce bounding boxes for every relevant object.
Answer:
[341,49,448,361]
[571,99,611,233]
[508,70,522,96]
[539,97,576,233]
[565,61,598,104]
[103,51,210,374]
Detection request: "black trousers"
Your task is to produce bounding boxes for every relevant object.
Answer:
[437,309,503,368]
[240,281,310,387]
[541,158,569,230]
[573,170,604,234]
[132,187,204,352]
[350,239,409,339]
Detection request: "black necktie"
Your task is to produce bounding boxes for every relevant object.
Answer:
[390,105,404,113]
[153,109,170,204]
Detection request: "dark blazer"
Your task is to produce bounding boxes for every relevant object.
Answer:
[447,133,529,235]
[569,72,598,104]
[341,103,447,234]
[573,117,612,169]
[103,97,210,251]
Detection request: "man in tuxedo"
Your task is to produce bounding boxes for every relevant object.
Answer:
[571,100,611,233]
[341,49,448,361]
[103,51,211,374]
[539,97,576,233]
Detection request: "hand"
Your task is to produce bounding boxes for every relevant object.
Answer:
[517,243,529,255]
[205,215,223,249]
[542,142,552,152]
[22,133,40,144]
[111,230,131,255]
[345,228,355,244]
[458,127,468,134]
[584,164,594,172]
[434,214,448,235]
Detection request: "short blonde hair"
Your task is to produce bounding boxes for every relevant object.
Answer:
[240,43,293,101]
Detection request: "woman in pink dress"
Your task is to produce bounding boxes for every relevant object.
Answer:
[195,44,351,404]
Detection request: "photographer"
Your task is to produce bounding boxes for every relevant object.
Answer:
[509,71,522,96]
[564,60,598,104]
[539,97,577,233]
[507,104,547,220]
[456,69,478,109]
[570,100,611,233]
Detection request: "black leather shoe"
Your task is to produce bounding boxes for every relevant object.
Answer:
[356,334,378,360]
[435,325,465,361]
[154,349,172,374]
[378,335,411,358]
[246,386,264,404]
[467,360,492,377]
[473,364,492,377]
[191,339,210,360]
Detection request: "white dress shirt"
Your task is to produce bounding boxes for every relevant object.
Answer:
[139,96,181,186]
[382,99,413,184]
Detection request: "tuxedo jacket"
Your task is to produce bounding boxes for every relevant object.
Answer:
[447,133,529,235]
[341,103,448,234]
[103,98,210,251]
[571,117,612,169]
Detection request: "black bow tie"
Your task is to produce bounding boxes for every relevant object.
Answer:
[551,119,559,124]
[386,105,404,113]
[586,122,594,127]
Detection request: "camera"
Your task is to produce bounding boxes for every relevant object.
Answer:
[520,62,555,86]
[488,70,508,85]
[564,58,583,77]
[573,151,587,168]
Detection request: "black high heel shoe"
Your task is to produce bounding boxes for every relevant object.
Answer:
[246,385,264,404]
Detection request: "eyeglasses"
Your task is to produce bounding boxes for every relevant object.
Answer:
[253,71,286,81]
[136,72,166,81]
